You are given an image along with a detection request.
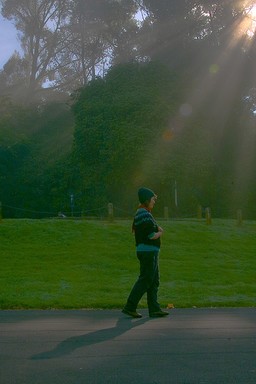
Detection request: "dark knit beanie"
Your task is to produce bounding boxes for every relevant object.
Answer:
[138,187,155,204]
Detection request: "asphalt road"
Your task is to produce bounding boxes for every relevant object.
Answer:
[1,308,256,384]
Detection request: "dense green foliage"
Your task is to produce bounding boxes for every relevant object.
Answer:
[0,218,255,309]
[1,59,256,218]
[71,62,180,213]
[1,2,256,217]
[0,99,74,217]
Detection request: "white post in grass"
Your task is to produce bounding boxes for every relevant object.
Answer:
[108,203,114,222]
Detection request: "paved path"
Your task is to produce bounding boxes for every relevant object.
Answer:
[0,308,256,384]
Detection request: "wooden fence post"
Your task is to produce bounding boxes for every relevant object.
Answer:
[108,203,114,222]
[197,205,202,219]
[205,207,212,225]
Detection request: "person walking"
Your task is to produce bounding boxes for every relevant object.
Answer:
[122,187,169,318]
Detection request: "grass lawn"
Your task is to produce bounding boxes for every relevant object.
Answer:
[0,218,255,309]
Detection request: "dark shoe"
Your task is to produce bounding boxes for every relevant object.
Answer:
[149,310,169,318]
[122,308,142,318]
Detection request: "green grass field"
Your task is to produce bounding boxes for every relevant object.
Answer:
[0,218,255,309]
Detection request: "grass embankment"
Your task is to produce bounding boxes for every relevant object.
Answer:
[0,218,255,309]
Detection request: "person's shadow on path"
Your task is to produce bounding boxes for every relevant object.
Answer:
[31,315,149,360]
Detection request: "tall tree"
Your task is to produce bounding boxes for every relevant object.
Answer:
[0,0,140,102]
[61,0,138,87]
[1,0,72,103]
[136,1,256,68]
[72,61,180,211]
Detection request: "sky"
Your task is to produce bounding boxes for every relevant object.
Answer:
[0,15,21,69]
[0,11,143,70]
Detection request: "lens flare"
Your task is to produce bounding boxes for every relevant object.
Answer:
[209,64,219,74]
[162,130,174,141]
[179,103,193,117]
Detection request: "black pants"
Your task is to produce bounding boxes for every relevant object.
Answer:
[124,250,161,314]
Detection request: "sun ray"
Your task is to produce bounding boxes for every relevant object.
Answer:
[133,2,256,214]
[245,3,256,38]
